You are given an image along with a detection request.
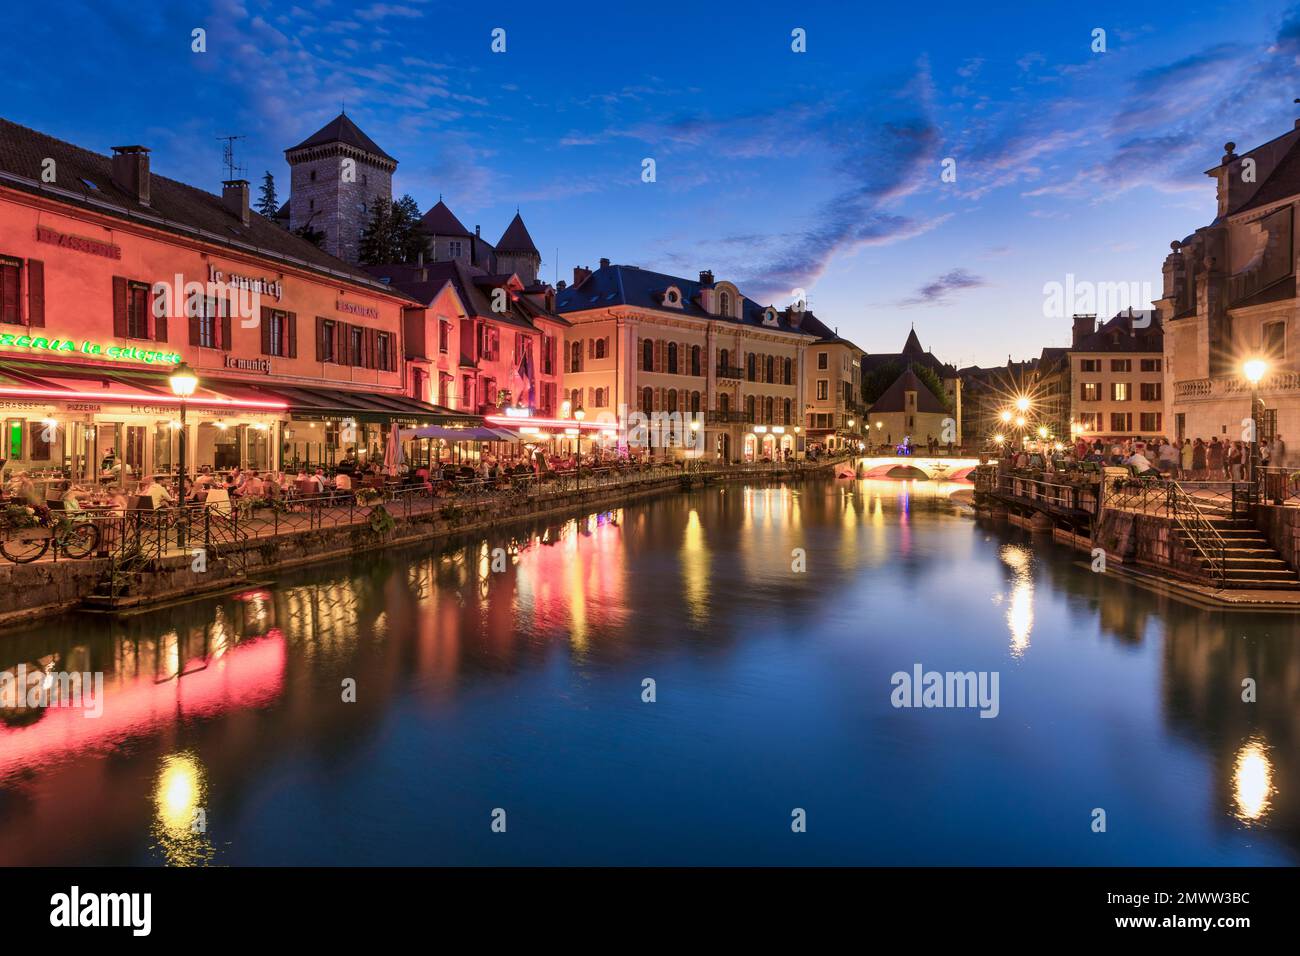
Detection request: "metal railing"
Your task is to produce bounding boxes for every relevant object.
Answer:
[1166,480,1229,586]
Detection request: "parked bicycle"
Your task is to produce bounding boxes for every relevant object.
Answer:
[0,504,101,563]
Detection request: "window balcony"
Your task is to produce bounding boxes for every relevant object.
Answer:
[705,409,755,424]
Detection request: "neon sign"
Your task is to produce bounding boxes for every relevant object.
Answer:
[0,331,181,365]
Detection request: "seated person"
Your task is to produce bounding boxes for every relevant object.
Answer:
[141,476,173,509]
[1126,450,1159,477]
[310,468,328,494]
[333,470,353,492]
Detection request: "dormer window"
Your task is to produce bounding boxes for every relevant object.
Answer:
[663,286,682,308]
[719,291,732,317]
[763,308,778,326]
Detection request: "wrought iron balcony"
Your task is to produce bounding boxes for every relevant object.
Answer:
[705,410,755,424]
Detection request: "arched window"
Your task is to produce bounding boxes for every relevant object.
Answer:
[718,349,729,375]
[784,357,793,384]
[719,393,730,414]
[745,395,756,421]
[783,398,792,424]
[691,391,702,414]
[668,389,678,413]
[766,355,775,383]
[765,397,774,422]
[570,341,582,372]
[668,342,678,374]
[643,338,653,371]
[642,386,653,413]
[595,338,607,359]
[691,345,701,376]
[746,353,756,381]
[719,291,731,317]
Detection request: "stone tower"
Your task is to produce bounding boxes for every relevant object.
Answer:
[285,113,396,264]
[495,211,541,284]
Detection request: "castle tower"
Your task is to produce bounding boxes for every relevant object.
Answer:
[495,211,541,284]
[285,113,396,264]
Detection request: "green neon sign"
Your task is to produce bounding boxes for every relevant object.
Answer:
[0,332,181,366]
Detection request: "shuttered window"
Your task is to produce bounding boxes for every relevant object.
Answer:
[0,258,21,324]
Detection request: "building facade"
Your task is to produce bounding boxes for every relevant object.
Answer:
[1158,120,1300,452]
[366,258,567,419]
[1069,311,1164,442]
[556,263,815,461]
[799,314,865,452]
[862,329,963,446]
[0,116,451,483]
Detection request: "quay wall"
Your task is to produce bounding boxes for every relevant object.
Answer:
[0,463,836,629]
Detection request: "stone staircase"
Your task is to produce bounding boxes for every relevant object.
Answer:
[1174,515,1300,589]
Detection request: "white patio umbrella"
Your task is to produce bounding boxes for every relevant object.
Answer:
[383,422,404,475]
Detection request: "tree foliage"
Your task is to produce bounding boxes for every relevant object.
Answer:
[256,171,279,219]
[359,194,429,265]
[862,360,951,410]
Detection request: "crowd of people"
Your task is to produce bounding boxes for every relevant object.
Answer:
[1002,434,1289,481]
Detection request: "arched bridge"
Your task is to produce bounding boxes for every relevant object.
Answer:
[850,456,981,481]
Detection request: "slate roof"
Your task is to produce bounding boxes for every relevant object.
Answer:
[555,262,816,335]
[859,329,956,376]
[868,368,947,414]
[797,311,864,352]
[286,113,396,163]
[496,212,539,254]
[1072,310,1162,353]
[363,260,569,332]
[421,199,473,237]
[0,116,407,298]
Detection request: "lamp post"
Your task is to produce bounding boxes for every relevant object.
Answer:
[1243,358,1268,496]
[169,361,198,549]
[574,408,586,490]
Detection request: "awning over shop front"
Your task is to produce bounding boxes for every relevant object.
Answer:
[0,358,471,424]
[399,426,516,441]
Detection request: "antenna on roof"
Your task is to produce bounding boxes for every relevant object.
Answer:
[216,134,246,180]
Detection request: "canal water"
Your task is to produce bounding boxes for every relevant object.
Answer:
[0,477,1295,866]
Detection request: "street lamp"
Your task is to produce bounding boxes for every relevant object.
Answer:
[1015,396,1031,413]
[574,408,586,490]
[169,361,198,548]
[1243,358,1268,493]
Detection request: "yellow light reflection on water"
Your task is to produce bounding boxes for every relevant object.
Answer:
[681,508,710,626]
[1232,737,1274,823]
[999,545,1034,657]
[152,751,213,866]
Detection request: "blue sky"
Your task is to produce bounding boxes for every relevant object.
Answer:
[4,0,1300,366]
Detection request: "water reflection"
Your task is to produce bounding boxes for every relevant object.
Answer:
[0,477,1297,865]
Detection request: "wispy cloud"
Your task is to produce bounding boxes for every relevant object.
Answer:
[897,269,988,306]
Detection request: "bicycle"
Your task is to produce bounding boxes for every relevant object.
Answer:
[0,505,101,564]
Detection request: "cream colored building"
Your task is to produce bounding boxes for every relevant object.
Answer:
[1069,312,1166,441]
[1157,122,1300,459]
[555,262,817,461]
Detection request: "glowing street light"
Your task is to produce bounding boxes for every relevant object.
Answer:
[1015,396,1031,413]
[168,362,198,547]
[999,409,1013,424]
[1243,358,1269,492]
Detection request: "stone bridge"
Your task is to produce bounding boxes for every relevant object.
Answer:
[851,456,981,481]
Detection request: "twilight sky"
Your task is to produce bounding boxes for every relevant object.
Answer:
[4,0,1300,366]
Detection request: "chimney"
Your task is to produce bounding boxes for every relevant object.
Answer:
[475,225,481,238]
[599,257,610,269]
[557,280,567,291]
[699,270,714,286]
[573,265,592,286]
[1071,313,1096,347]
[222,179,250,225]
[110,145,151,205]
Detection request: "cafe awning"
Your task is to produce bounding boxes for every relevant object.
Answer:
[399,425,516,441]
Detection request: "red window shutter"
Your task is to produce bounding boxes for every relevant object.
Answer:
[113,276,128,337]
[188,291,201,346]
[287,312,298,358]
[152,287,168,343]
[336,321,345,363]
[26,260,44,327]
[0,262,18,324]
[221,307,232,351]
[655,340,663,372]
[366,327,377,368]
[316,316,325,361]
[260,306,272,354]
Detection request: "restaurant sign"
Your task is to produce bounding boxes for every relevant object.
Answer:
[35,225,122,260]
[337,300,379,319]
[0,331,181,365]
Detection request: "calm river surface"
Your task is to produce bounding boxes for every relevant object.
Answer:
[1,477,1296,866]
